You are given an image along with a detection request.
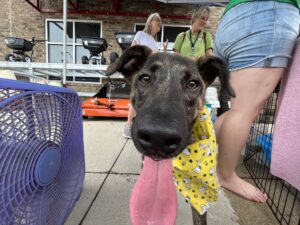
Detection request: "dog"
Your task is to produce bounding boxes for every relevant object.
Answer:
[106,45,235,225]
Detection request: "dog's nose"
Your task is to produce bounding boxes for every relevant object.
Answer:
[137,128,182,156]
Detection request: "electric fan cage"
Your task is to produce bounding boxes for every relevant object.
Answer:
[0,79,85,225]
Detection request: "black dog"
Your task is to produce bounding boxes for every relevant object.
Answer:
[106,45,235,225]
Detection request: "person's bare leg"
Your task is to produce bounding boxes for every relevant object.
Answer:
[217,67,285,202]
[123,103,136,138]
[214,111,227,140]
[126,104,135,127]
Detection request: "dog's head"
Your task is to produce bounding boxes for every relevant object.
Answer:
[106,45,235,160]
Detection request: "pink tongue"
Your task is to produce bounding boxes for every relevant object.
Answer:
[130,156,178,225]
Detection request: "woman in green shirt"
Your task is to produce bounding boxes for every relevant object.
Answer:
[173,6,213,59]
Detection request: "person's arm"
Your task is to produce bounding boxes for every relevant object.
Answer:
[173,48,180,55]
[206,48,213,55]
[131,31,141,47]
[162,39,169,52]
[172,32,184,54]
[131,40,138,47]
[205,32,213,56]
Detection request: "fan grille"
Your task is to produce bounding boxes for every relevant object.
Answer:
[0,87,84,225]
[0,89,23,101]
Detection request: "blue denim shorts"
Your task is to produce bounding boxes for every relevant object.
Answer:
[214,1,300,71]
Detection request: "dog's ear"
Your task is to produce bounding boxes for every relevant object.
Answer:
[197,56,236,97]
[106,45,152,80]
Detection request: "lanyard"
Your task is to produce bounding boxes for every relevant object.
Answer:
[189,30,201,53]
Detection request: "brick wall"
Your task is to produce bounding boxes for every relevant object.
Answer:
[0,0,14,60]
[0,0,224,62]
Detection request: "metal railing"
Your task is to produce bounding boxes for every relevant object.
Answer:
[0,61,123,84]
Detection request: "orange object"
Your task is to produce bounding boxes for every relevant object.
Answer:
[82,97,130,118]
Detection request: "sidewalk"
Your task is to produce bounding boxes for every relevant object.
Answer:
[64,119,278,225]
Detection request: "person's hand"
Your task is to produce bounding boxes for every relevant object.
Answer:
[191,56,199,61]
[163,39,169,52]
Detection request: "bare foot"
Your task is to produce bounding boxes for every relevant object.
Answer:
[218,173,267,203]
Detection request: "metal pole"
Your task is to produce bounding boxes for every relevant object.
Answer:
[62,0,67,85]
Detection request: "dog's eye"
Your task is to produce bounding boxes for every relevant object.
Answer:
[186,80,199,90]
[138,74,151,84]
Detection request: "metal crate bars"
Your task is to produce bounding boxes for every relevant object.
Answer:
[244,90,300,225]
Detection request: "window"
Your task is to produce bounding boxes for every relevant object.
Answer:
[46,19,102,63]
[135,23,189,52]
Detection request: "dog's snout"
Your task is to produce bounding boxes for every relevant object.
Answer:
[137,128,182,156]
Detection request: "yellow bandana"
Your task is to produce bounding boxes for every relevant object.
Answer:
[173,106,220,215]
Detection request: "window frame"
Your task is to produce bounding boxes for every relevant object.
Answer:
[134,23,190,52]
[45,18,103,63]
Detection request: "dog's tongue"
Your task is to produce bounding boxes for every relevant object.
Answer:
[130,156,178,225]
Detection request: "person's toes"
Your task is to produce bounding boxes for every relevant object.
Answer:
[260,192,268,202]
[253,189,267,203]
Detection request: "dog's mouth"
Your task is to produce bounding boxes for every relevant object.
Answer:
[147,154,170,162]
[147,151,181,161]
[135,146,184,161]
[148,155,163,161]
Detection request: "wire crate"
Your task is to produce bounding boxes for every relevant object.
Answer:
[244,91,300,225]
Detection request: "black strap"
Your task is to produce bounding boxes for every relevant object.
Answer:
[189,29,201,52]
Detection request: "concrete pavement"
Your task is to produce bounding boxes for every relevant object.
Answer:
[65,118,277,225]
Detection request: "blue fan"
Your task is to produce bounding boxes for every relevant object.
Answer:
[0,78,85,225]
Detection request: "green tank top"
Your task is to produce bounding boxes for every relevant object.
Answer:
[224,0,300,15]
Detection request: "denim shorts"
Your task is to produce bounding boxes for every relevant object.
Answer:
[214,1,300,71]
